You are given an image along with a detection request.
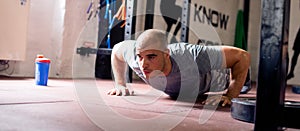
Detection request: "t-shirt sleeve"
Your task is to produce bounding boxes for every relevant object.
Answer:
[122,40,147,82]
[204,46,226,70]
[171,43,226,74]
[122,40,136,65]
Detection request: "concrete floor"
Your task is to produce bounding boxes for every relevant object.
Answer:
[0,77,300,131]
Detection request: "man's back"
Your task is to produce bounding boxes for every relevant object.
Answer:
[122,41,229,98]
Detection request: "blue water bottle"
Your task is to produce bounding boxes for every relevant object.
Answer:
[35,54,51,86]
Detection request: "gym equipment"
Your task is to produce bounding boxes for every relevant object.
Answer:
[231,98,256,123]
[255,0,289,130]
[232,0,300,130]
[254,0,300,130]
[231,98,300,125]
[181,0,190,42]
[292,86,300,94]
[95,0,135,81]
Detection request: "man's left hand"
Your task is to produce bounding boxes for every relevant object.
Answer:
[202,95,232,107]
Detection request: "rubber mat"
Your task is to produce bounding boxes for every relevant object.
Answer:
[98,81,197,111]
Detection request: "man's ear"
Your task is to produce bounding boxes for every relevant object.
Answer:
[164,49,170,58]
[165,49,170,54]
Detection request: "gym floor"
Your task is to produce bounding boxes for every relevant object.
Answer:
[1,76,300,131]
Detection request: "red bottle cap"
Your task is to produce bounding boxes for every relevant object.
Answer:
[35,54,51,63]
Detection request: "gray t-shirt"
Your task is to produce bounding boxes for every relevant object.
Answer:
[122,40,229,98]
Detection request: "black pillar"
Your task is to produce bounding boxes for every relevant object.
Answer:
[144,0,155,30]
[254,0,288,130]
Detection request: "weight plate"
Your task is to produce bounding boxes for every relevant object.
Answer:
[231,98,256,123]
[292,86,300,94]
[231,98,300,124]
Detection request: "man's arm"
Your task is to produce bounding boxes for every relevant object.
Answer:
[111,42,128,87]
[222,46,250,101]
[203,46,250,106]
[108,41,134,96]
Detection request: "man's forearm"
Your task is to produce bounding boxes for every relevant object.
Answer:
[111,43,128,87]
[222,46,251,98]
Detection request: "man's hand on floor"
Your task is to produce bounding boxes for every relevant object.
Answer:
[107,85,134,96]
[202,95,232,107]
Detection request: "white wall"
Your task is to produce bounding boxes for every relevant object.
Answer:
[0,0,30,61]
[248,0,261,82]
[26,0,65,78]
[287,0,300,85]
[2,0,66,77]
[0,0,92,78]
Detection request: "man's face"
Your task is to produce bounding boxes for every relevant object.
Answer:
[137,49,169,79]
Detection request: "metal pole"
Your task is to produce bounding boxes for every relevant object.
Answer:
[124,0,135,40]
[181,0,190,42]
[254,0,287,130]
[124,0,135,82]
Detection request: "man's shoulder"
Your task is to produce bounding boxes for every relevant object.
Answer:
[168,42,206,51]
[120,40,136,45]
[167,42,188,49]
[116,40,136,50]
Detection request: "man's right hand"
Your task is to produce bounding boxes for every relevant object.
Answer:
[107,85,134,96]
